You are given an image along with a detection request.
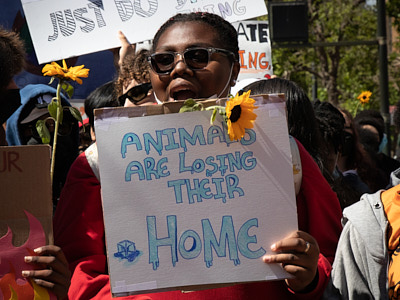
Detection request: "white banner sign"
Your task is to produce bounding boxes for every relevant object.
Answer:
[21,0,268,64]
[234,20,273,80]
[94,95,297,297]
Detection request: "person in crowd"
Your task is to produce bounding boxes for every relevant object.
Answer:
[390,100,400,187]
[78,80,120,154]
[313,101,360,209]
[112,30,155,106]
[78,118,92,154]
[0,27,26,145]
[240,77,325,171]
[323,100,400,299]
[240,79,356,210]
[83,80,119,147]
[336,108,371,197]
[6,84,79,208]
[115,48,155,106]
[79,47,156,181]
[355,109,387,153]
[395,100,400,161]
[54,12,342,299]
[313,101,345,179]
[354,109,400,190]
[0,28,71,300]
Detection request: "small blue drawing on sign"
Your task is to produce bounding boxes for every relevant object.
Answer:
[114,240,141,263]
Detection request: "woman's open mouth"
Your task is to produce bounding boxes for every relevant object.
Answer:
[171,89,197,101]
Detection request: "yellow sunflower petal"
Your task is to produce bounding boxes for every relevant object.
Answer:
[73,68,89,78]
[42,61,64,77]
[74,77,83,85]
[228,121,246,141]
[225,90,257,141]
[357,91,372,104]
[42,59,90,84]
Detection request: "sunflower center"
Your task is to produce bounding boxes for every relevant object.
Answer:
[230,105,242,123]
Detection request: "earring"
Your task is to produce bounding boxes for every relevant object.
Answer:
[231,79,237,85]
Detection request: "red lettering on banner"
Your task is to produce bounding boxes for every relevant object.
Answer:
[0,151,22,173]
[239,50,270,71]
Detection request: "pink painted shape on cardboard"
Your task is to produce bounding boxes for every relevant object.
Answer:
[0,210,56,299]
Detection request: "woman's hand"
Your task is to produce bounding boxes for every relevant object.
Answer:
[262,230,319,292]
[111,30,136,71]
[22,245,71,300]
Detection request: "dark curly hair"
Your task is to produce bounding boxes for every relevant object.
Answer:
[152,12,239,61]
[115,48,150,97]
[0,27,26,90]
[313,100,345,155]
[354,109,384,144]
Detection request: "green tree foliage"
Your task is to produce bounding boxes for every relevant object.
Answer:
[386,0,400,115]
[265,0,399,115]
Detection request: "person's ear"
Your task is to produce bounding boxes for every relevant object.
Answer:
[230,61,240,87]
[90,126,96,142]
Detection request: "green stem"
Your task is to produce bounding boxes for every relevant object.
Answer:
[353,102,361,118]
[50,81,62,184]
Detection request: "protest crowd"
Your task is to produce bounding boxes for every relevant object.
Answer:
[1,7,400,300]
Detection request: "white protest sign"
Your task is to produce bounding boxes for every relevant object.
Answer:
[21,0,268,64]
[95,95,297,297]
[234,21,273,80]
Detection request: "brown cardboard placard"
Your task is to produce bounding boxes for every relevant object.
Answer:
[0,144,54,298]
[0,144,53,246]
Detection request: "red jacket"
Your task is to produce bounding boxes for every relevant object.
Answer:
[53,140,342,299]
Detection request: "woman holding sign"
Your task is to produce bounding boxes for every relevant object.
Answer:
[54,12,342,299]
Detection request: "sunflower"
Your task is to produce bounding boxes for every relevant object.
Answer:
[225,90,257,141]
[357,91,372,104]
[42,59,89,84]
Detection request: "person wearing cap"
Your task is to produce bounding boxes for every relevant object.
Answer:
[6,83,79,208]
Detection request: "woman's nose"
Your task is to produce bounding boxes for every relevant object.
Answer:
[171,53,193,77]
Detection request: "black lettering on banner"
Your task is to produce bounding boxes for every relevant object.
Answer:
[88,0,107,28]
[236,22,248,41]
[47,10,76,42]
[114,0,134,22]
[74,8,95,33]
[258,23,269,42]
[48,13,58,41]
[56,10,76,37]
[246,24,257,41]
[134,0,158,18]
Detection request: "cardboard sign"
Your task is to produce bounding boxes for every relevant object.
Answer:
[0,145,53,245]
[0,145,54,299]
[234,21,273,80]
[94,95,298,297]
[21,0,268,64]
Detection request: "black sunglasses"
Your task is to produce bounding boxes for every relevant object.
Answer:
[148,47,235,75]
[22,107,76,139]
[118,82,152,105]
